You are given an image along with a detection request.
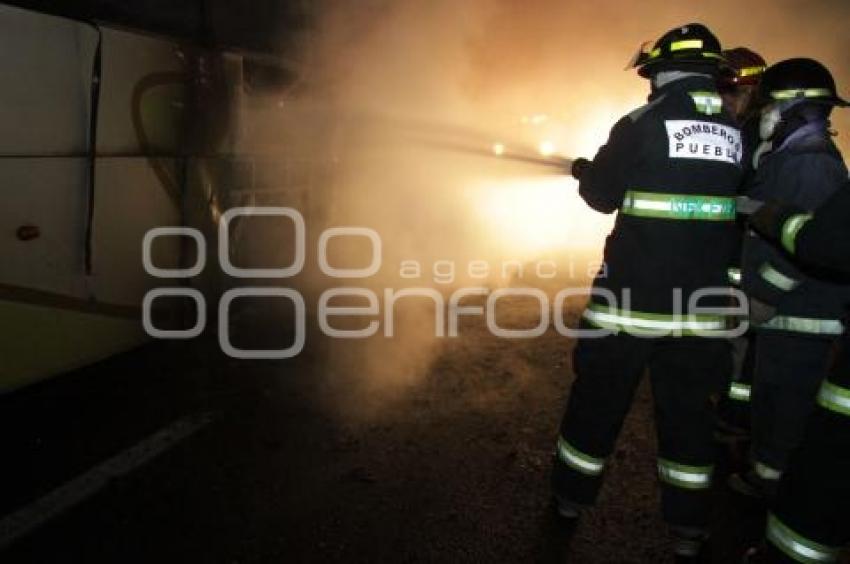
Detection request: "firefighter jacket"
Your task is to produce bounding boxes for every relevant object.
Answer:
[765,182,850,422]
[577,75,743,336]
[741,125,850,338]
[784,181,850,274]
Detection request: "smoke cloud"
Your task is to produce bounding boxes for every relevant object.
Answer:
[237,0,850,417]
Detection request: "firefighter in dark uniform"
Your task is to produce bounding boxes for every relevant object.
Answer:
[715,47,768,441]
[728,59,850,499]
[742,182,850,563]
[551,24,743,559]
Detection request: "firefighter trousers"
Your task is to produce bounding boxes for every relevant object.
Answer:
[762,355,850,563]
[750,332,834,480]
[551,329,731,528]
[717,331,757,429]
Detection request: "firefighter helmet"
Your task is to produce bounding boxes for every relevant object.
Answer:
[760,58,849,107]
[631,23,724,78]
[719,48,767,87]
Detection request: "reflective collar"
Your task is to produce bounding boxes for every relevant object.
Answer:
[650,75,717,102]
[652,71,711,89]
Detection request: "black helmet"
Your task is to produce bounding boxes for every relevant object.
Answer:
[632,23,724,78]
[760,58,849,107]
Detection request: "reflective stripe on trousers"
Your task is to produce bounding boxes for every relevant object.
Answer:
[729,381,751,402]
[556,437,605,476]
[727,267,742,286]
[657,458,713,490]
[757,316,844,336]
[767,513,840,563]
[817,380,850,417]
[755,461,783,481]
[583,304,727,337]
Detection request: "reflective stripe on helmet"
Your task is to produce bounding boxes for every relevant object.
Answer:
[740,65,767,78]
[766,513,840,563]
[754,461,782,481]
[657,459,713,490]
[771,88,834,101]
[582,304,727,336]
[759,263,800,292]
[781,214,814,254]
[729,381,751,402]
[556,437,605,476]
[670,39,704,51]
[817,380,850,417]
[756,315,844,336]
[621,190,737,221]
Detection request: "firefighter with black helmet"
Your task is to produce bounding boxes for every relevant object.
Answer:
[741,182,850,563]
[715,47,769,443]
[552,23,743,559]
[728,58,850,500]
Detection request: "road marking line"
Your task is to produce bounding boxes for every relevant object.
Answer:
[0,412,214,549]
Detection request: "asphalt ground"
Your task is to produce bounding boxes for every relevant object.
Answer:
[0,300,798,563]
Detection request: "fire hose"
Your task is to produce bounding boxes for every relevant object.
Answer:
[412,136,574,172]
